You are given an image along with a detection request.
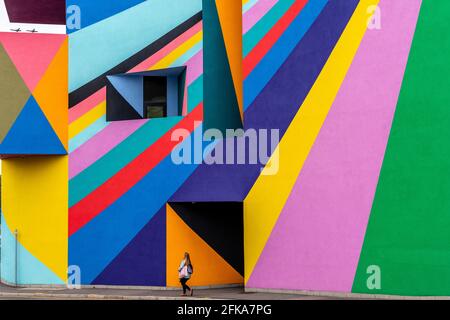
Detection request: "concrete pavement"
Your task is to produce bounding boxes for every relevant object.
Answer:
[0,283,337,300]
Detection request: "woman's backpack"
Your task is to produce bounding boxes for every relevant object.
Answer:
[187,265,194,275]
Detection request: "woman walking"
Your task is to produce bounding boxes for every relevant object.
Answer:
[178,252,194,296]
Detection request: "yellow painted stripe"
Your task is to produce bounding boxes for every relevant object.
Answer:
[68,101,106,139]
[244,0,380,283]
[150,31,203,70]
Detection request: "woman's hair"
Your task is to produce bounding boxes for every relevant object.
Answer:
[184,252,192,267]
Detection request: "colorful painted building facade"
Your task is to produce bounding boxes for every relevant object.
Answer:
[1,0,450,296]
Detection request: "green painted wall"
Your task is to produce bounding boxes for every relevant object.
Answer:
[353,0,450,296]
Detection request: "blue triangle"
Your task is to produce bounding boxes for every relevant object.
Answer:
[0,96,67,155]
[91,206,166,286]
[107,75,144,117]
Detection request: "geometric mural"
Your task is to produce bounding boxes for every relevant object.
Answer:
[2,0,450,297]
[352,0,450,296]
[246,0,422,293]
[243,0,449,297]
[0,33,67,155]
[67,0,205,287]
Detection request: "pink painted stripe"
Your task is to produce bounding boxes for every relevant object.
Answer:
[243,0,279,34]
[182,85,188,116]
[246,0,422,292]
[129,21,203,73]
[69,87,107,123]
[69,119,148,179]
[185,50,203,85]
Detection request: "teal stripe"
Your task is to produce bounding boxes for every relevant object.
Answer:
[69,117,108,153]
[243,0,295,57]
[187,75,203,112]
[69,116,182,207]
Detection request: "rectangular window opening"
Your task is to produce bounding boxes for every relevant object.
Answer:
[106,67,186,122]
[144,76,167,119]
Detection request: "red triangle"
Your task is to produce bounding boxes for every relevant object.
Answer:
[0,33,66,91]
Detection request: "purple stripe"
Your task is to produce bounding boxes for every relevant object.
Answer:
[186,50,203,85]
[170,0,359,202]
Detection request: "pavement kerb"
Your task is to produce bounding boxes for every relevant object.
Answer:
[0,292,218,300]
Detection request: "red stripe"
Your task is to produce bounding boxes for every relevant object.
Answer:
[243,0,308,79]
[69,104,203,236]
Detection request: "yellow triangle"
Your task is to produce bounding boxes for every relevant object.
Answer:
[215,0,243,120]
[166,204,243,287]
[33,38,68,151]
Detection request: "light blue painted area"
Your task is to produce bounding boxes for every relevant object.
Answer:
[167,76,179,117]
[244,0,327,110]
[69,0,202,92]
[1,213,64,285]
[69,116,109,153]
[243,0,259,13]
[170,41,203,67]
[108,75,144,116]
[1,214,15,284]
[69,127,203,283]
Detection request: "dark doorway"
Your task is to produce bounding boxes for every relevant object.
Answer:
[144,76,167,119]
[169,202,244,276]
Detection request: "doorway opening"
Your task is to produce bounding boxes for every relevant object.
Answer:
[166,202,244,287]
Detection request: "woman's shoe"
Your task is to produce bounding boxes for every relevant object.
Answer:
[190,289,194,296]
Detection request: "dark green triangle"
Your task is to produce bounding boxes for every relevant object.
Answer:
[203,0,243,135]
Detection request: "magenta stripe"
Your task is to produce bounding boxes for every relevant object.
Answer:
[243,0,279,34]
[69,119,148,179]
